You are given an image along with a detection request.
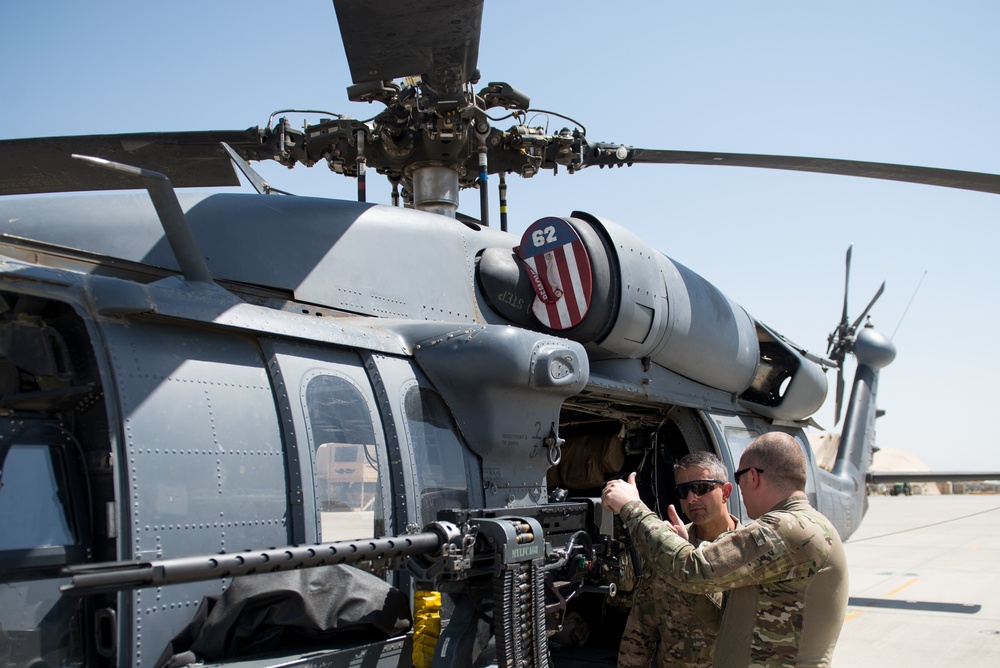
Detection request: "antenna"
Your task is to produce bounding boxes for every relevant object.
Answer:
[72,154,214,285]
[891,270,927,340]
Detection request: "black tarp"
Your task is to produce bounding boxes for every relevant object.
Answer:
[155,565,411,668]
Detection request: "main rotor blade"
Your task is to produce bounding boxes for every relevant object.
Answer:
[624,149,1000,195]
[333,0,483,91]
[0,131,267,195]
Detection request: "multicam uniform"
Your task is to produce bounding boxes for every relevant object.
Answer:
[620,493,847,668]
[618,517,740,668]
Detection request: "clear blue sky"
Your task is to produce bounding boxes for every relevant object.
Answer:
[3,1,999,470]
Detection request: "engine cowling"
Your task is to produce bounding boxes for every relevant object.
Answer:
[478,211,828,420]
[481,212,758,393]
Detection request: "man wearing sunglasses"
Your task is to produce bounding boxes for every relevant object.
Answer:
[619,452,741,668]
[602,432,847,668]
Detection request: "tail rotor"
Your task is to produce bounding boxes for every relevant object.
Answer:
[826,245,885,424]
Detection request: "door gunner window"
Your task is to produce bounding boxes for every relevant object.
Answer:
[306,374,384,542]
[403,386,480,524]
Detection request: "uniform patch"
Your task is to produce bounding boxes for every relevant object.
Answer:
[701,525,775,578]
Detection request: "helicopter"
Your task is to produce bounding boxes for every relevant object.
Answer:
[2,1,1000,667]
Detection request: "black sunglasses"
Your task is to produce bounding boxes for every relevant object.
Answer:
[734,467,763,485]
[675,479,727,498]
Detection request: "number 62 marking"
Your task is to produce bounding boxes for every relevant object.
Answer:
[531,226,557,247]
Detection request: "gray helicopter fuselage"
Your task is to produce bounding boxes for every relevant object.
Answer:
[0,190,877,668]
[1,190,828,415]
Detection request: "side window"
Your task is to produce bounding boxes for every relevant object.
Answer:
[306,374,384,542]
[0,423,87,567]
[723,425,817,511]
[0,432,87,668]
[0,444,75,552]
[792,432,819,503]
[403,385,480,524]
[722,427,761,478]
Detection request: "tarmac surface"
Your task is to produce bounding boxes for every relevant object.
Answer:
[834,493,1000,667]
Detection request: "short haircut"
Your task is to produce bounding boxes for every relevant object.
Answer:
[674,451,728,482]
[743,432,807,492]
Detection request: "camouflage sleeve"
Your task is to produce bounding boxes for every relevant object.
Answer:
[620,500,793,595]
[622,500,669,570]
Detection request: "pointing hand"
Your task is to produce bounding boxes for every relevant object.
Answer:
[666,504,689,541]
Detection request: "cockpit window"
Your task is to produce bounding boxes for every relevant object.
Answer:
[305,374,384,542]
[403,385,480,524]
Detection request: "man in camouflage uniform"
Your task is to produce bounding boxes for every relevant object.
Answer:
[619,452,741,668]
[603,432,847,668]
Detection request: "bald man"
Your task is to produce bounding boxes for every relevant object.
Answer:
[603,432,848,668]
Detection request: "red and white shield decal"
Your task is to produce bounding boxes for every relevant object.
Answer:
[518,217,593,330]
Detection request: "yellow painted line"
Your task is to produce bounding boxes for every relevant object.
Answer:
[845,598,877,623]
[885,578,920,597]
[846,577,922,622]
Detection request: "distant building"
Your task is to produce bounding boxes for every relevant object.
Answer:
[806,431,943,495]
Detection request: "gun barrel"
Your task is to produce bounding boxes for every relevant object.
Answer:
[62,531,444,596]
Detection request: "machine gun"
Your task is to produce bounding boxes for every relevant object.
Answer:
[62,500,626,667]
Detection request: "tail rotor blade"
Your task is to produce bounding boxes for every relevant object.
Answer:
[828,245,853,356]
[851,282,886,332]
[841,245,852,328]
[834,367,845,425]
